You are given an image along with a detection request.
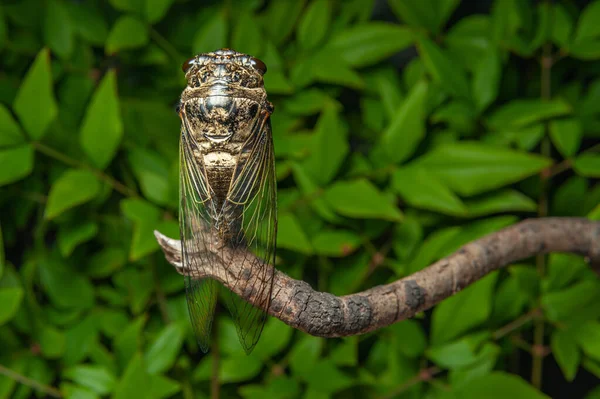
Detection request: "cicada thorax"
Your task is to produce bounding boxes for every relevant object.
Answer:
[183,95,263,247]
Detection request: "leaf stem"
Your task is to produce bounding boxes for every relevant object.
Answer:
[0,363,62,398]
[379,366,441,399]
[493,307,541,340]
[32,141,138,198]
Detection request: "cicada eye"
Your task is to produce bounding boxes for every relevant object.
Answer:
[250,57,267,75]
[182,57,196,73]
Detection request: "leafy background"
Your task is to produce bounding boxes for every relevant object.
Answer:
[1,0,600,398]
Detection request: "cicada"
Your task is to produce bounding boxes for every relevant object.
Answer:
[178,49,276,354]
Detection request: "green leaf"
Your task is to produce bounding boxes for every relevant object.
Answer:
[589,203,600,220]
[492,274,528,324]
[544,253,589,293]
[431,272,498,345]
[312,230,360,257]
[574,1,600,43]
[573,153,600,177]
[291,163,339,223]
[392,216,423,262]
[114,268,153,314]
[585,386,600,399]
[330,338,358,366]
[114,317,147,369]
[86,249,127,278]
[542,280,600,322]
[105,15,148,53]
[39,324,66,358]
[44,0,74,58]
[453,372,549,399]
[528,4,552,53]
[549,118,582,158]
[324,179,403,221]
[220,355,263,383]
[370,67,404,119]
[450,342,500,387]
[110,0,144,13]
[251,318,293,360]
[576,321,600,362]
[0,287,24,325]
[388,0,438,32]
[412,142,552,196]
[13,48,58,139]
[303,106,349,185]
[149,374,180,399]
[39,261,95,309]
[487,99,571,130]
[128,214,170,261]
[379,80,429,164]
[392,166,467,216]
[144,0,174,24]
[299,50,364,89]
[302,360,354,395]
[80,70,123,169]
[297,0,331,50]
[427,332,490,369]
[551,329,581,381]
[64,365,116,395]
[390,320,426,358]
[0,7,6,50]
[465,190,537,217]
[473,47,501,112]
[128,148,172,205]
[417,37,471,101]
[63,316,98,366]
[0,145,34,187]
[58,221,98,257]
[551,4,573,47]
[60,383,98,399]
[67,3,109,44]
[45,169,100,220]
[231,11,262,57]
[277,212,312,254]
[283,89,337,115]
[144,323,185,375]
[328,23,413,67]
[570,40,600,60]
[407,226,460,273]
[121,197,160,222]
[192,10,227,53]
[113,353,152,399]
[0,104,25,147]
[261,1,306,45]
[289,335,323,377]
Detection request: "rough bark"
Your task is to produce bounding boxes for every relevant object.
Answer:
[155,217,600,337]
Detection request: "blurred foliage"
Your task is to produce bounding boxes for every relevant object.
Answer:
[0,0,600,398]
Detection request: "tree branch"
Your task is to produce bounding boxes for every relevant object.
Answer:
[155,217,600,337]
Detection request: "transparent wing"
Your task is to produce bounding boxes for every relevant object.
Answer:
[179,122,219,353]
[222,114,277,354]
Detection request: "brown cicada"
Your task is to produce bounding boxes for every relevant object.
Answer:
[178,49,276,354]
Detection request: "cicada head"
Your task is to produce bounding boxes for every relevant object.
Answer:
[182,49,267,90]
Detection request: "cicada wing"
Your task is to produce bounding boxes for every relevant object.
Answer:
[222,113,277,354]
[179,123,219,353]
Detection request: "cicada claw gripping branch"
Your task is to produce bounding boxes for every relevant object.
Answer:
[155,217,600,338]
